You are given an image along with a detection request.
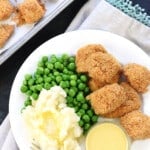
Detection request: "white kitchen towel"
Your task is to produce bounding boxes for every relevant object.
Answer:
[0,0,150,149]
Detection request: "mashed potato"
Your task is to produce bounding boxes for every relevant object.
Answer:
[22,86,82,150]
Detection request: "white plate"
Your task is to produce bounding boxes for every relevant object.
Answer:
[9,30,150,150]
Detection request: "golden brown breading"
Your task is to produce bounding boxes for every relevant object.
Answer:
[120,110,150,140]
[123,63,150,93]
[0,24,15,48]
[0,0,14,20]
[18,0,45,24]
[104,82,141,118]
[76,44,107,73]
[88,78,105,91]
[87,83,127,115]
[86,52,121,84]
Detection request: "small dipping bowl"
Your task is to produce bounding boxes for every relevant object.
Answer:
[86,122,129,150]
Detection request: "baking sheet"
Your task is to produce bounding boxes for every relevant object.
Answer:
[0,0,74,65]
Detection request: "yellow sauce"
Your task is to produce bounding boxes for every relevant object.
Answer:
[86,123,128,150]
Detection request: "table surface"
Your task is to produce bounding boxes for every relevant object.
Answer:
[0,0,149,124]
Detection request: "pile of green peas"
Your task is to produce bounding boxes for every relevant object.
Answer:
[20,54,98,133]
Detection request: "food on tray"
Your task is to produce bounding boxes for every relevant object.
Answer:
[104,82,141,118]
[86,123,128,150]
[22,86,82,150]
[87,83,127,115]
[86,52,121,87]
[120,110,150,140]
[123,63,150,93]
[0,0,14,21]
[17,0,45,24]
[0,24,15,48]
[76,44,107,73]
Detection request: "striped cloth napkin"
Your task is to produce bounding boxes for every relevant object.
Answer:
[0,0,150,149]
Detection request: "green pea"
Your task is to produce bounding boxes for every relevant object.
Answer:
[92,115,98,123]
[76,92,84,102]
[20,85,28,93]
[62,54,69,60]
[23,80,27,85]
[69,56,75,63]
[30,85,37,92]
[37,77,43,83]
[82,103,89,110]
[42,56,48,62]
[87,110,94,117]
[44,68,50,74]
[31,93,38,100]
[79,120,84,127]
[84,123,91,130]
[51,81,57,86]
[44,77,51,83]
[36,67,44,75]
[56,76,62,83]
[25,74,32,81]
[46,63,54,70]
[79,109,85,115]
[82,115,90,123]
[68,88,76,97]
[62,74,69,80]
[44,83,51,90]
[68,63,76,71]
[84,87,90,94]
[28,78,35,86]
[80,75,88,82]
[70,75,77,80]
[38,61,44,67]
[26,90,32,96]
[54,62,63,70]
[36,84,43,91]
[24,98,32,107]
[70,80,77,87]
[78,83,86,90]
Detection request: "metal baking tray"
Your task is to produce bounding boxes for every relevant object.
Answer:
[0,0,74,65]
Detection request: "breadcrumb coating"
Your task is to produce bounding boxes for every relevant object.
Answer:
[0,0,14,20]
[18,0,45,24]
[86,52,121,84]
[76,44,107,73]
[0,24,15,48]
[87,83,127,115]
[120,110,150,140]
[123,63,150,93]
[104,82,141,118]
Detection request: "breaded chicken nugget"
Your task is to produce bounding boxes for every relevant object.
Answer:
[86,52,121,84]
[120,110,150,140]
[76,44,107,73]
[18,0,45,24]
[87,83,127,115]
[123,63,150,93]
[0,0,14,20]
[0,24,15,48]
[104,82,141,118]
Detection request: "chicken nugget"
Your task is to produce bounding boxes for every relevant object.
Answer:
[76,44,107,73]
[86,52,121,84]
[0,0,14,20]
[123,63,150,93]
[104,82,141,118]
[18,0,45,24]
[87,83,127,115]
[120,110,150,140]
[0,24,15,48]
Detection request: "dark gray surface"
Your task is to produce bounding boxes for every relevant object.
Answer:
[0,0,149,124]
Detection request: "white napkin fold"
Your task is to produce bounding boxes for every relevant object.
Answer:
[0,0,150,149]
